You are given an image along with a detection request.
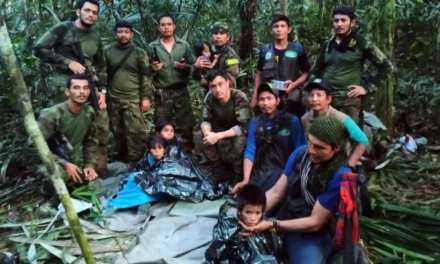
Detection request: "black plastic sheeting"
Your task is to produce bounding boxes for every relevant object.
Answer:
[205,209,283,264]
[135,139,226,202]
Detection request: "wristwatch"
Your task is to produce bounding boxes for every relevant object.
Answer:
[101,89,107,94]
[272,220,279,229]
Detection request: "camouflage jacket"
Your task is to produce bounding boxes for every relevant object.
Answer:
[202,89,252,135]
[104,43,153,103]
[212,44,241,87]
[33,21,107,90]
[311,31,393,98]
[37,101,98,169]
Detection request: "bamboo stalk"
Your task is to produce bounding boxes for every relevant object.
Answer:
[0,3,96,263]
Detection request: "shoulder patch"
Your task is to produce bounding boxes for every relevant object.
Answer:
[285,50,297,58]
[226,58,240,66]
[265,51,272,60]
[279,128,291,136]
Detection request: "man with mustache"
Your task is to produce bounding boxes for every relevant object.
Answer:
[251,15,311,119]
[302,78,368,168]
[37,74,99,185]
[104,20,152,163]
[233,82,305,194]
[311,5,392,121]
[209,22,241,89]
[194,70,251,185]
[34,0,109,176]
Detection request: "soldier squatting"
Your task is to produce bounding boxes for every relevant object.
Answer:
[32,1,392,263]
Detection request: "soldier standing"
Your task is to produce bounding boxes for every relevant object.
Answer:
[251,15,311,119]
[33,0,109,175]
[311,5,392,121]
[210,22,241,88]
[104,20,152,163]
[148,14,204,152]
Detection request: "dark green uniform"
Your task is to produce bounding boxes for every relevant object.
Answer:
[194,89,252,184]
[104,43,152,162]
[311,32,392,120]
[148,36,196,152]
[210,22,241,88]
[33,21,109,174]
[37,101,98,179]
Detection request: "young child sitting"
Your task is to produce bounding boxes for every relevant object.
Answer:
[154,120,183,159]
[107,137,168,210]
[205,184,282,263]
[147,136,168,167]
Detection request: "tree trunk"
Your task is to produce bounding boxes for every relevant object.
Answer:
[0,4,96,264]
[374,0,394,133]
[238,0,257,59]
[281,0,288,15]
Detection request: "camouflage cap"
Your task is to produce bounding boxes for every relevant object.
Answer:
[211,22,229,33]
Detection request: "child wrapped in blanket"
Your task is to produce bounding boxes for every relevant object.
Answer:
[205,184,282,263]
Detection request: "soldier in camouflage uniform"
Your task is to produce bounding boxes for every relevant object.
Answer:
[148,14,207,152]
[37,74,99,184]
[194,70,252,185]
[210,22,241,88]
[311,5,393,121]
[104,20,152,163]
[33,0,109,175]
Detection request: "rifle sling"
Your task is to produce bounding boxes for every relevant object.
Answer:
[108,46,136,81]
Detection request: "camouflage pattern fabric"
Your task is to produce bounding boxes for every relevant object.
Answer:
[153,86,195,152]
[194,131,246,184]
[311,32,392,120]
[95,108,109,175]
[108,101,146,162]
[212,44,241,89]
[331,97,362,122]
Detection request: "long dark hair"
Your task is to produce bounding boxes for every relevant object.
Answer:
[194,41,211,58]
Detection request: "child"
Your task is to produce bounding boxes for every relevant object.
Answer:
[107,137,168,211]
[147,136,168,167]
[155,120,175,141]
[237,183,266,227]
[194,41,218,68]
[154,120,182,159]
[194,41,218,89]
[205,184,282,263]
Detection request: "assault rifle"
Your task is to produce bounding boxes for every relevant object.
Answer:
[47,134,72,162]
[70,42,100,112]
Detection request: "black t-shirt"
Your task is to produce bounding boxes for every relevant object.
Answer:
[257,43,311,76]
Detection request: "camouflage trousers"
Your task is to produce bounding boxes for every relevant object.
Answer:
[108,101,147,162]
[49,85,109,175]
[194,131,246,184]
[154,84,195,152]
[331,97,361,122]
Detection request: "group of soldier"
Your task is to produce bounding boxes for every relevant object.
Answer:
[32,0,393,262]
[32,0,391,188]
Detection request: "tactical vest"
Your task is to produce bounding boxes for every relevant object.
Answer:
[277,148,328,220]
[261,42,302,82]
[252,111,293,189]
